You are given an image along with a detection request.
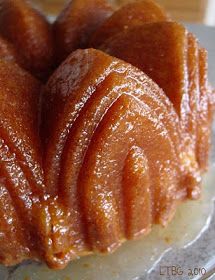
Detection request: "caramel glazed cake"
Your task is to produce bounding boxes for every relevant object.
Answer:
[0,0,214,270]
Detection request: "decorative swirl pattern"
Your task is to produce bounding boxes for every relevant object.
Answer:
[92,21,215,173]
[41,48,201,268]
[0,0,214,271]
[0,61,45,265]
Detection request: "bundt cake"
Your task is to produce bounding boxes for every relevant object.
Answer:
[0,0,214,271]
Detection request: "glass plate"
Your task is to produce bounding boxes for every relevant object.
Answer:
[0,24,214,280]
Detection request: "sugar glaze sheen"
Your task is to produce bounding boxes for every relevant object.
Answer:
[2,22,215,280]
[2,109,215,279]
[0,0,214,278]
[1,159,214,280]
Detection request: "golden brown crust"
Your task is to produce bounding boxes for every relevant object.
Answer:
[0,0,54,80]
[0,0,214,271]
[90,0,169,48]
[0,61,45,265]
[96,21,211,183]
[40,49,202,268]
[53,0,114,63]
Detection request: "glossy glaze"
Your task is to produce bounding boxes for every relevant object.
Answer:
[90,0,169,48]
[0,0,54,80]
[53,0,113,63]
[0,61,43,265]
[95,21,214,177]
[0,0,214,272]
[41,48,206,268]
